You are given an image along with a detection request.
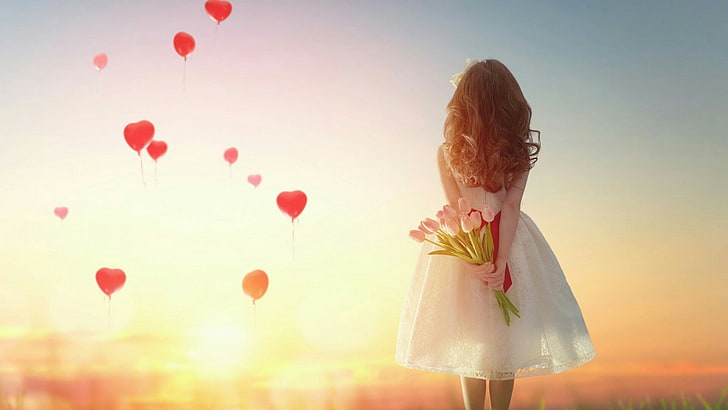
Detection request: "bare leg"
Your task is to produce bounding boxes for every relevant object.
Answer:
[489,379,514,410]
[460,376,486,410]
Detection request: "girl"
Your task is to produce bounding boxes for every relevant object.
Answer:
[395,59,596,410]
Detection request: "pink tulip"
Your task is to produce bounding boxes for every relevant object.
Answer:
[418,222,432,234]
[436,211,446,227]
[422,218,440,233]
[469,211,483,229]
[458,197,471,215]
[443,204,458,219]
[460,214,475,233]
[444,218,460,236]
[482,205,495,223]
[409,230,425,242]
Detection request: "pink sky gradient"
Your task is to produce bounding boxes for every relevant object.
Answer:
[1,1,727,408]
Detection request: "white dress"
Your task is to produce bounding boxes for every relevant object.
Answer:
[395,180,596,380]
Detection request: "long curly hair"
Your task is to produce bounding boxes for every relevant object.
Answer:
[443,59,541,192]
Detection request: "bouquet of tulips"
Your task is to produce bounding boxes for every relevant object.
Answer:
[409,198,520,326]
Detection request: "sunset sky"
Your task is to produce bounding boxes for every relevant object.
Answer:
[0,0,726,407]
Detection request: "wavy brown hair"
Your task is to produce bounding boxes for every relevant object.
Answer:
[443,59,541,191]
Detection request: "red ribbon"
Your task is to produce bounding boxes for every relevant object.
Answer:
[490,211,513,292]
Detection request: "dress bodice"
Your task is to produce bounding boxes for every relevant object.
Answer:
[456,180,507,214]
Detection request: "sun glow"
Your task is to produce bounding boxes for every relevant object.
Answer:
[186,322,252,374]
[296,279,381,353]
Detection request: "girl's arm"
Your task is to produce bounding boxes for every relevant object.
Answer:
[437,145,460,208]
[492,170,529,286]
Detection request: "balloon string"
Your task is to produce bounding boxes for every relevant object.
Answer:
[107,296,111,331]
[182,59,187,93]
[214,24,219,48]
[291,218,296,261]
[253,301,257,331]
[138,153,146,188]
[154,162,158,189]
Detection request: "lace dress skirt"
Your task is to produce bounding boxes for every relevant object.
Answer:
[395,210,596,380]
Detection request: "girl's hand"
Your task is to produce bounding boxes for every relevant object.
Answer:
[464,261,496,283]
[484,263,506,291]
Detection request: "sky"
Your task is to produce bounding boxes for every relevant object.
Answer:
[0,0,727,407]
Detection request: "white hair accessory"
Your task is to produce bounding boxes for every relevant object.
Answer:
[449,58,478,88]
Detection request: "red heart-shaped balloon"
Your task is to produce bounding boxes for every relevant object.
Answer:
[123,120,155,153]
[224,147,238,165]
[242,269,269,303]
[93,53,107,71]
[205,0,232,24]
[146,140,168,161]
[247,174,262,188]
[54,206,68,220]
[173,32,196,59]
[95,268,126,297]
[277,190,307,221]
